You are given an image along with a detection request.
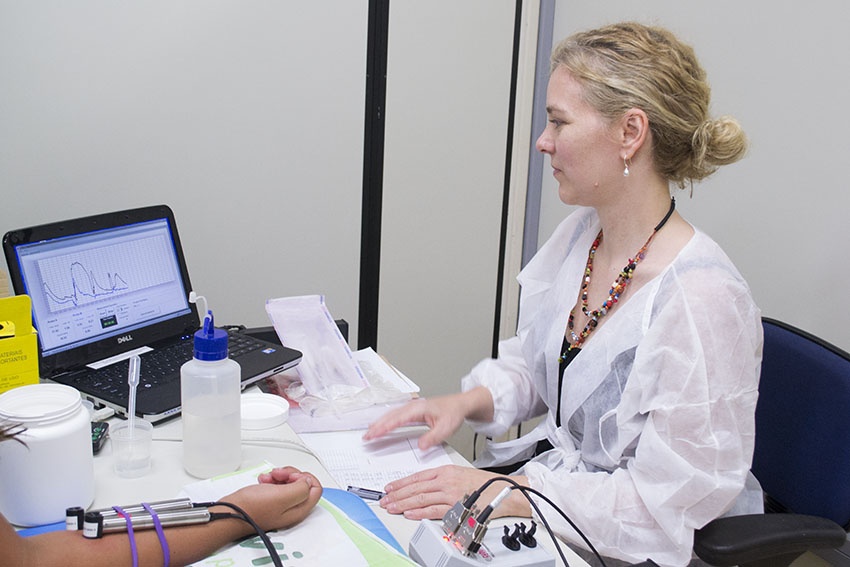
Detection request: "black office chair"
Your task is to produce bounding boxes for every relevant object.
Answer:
[693,317,850,567]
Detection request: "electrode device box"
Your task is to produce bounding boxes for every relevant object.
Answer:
[409,519,555,567]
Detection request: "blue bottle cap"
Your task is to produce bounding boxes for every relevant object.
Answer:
[194,310,228,361]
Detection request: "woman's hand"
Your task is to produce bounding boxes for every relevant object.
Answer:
[222,466,323,531]
[379,465,531,521]
[364,387,495,450]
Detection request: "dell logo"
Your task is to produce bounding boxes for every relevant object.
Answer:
[117,335,134,344]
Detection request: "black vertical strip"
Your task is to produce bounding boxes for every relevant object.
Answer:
[491,0,524,358]
[358,0,390,350]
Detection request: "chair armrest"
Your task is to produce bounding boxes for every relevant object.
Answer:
[693,513,846,566]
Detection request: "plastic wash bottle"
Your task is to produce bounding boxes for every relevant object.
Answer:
[180,309,242,478]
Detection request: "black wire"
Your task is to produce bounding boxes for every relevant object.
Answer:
[474,476,608,567]
[516,485,608,567]
[473,477,571,566]
[196,501,283,567]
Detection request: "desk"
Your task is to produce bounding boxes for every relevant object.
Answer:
[91,389,589,567]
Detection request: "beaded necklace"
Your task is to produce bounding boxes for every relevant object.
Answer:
[561,197,676,360]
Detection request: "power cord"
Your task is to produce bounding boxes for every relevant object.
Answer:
[152,435,318,459]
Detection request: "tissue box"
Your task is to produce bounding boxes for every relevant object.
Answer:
[0,295,39,394]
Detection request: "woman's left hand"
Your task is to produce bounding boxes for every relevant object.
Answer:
[379,465,531,520]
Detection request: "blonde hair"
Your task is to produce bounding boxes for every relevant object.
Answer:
[551,22,747,188]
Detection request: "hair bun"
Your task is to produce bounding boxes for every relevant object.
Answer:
[691,116,748,179]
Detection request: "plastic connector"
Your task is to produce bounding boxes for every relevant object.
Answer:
[518,521,538,548]
[441,497,476,537]
[409,519,555,567]
[502,525,521,551]
[453,515,489,556]
[451,487,512,556]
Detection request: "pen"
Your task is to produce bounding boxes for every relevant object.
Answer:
[347,485,387,501]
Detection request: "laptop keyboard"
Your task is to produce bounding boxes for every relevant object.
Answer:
[66,331,269,402]
[229,332,269,358]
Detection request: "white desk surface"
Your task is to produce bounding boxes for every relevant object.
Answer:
[92,392,589,567]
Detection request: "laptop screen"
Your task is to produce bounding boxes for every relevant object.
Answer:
[11,217,192,357]
[4,205,201,376]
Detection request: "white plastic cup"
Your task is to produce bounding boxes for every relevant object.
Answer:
[0,383,94,526]
[111,419,153,478]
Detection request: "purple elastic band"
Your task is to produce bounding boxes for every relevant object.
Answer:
[142,502,170,567]
[112,506,139,567]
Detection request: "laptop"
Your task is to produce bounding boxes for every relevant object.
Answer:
[2,204,301,423]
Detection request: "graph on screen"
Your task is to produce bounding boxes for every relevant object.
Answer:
[37,234,178,312]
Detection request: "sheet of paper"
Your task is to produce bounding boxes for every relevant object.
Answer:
[188,497,414,567]
[178,461,273,503]
[286,400,410,433]
[298,429,452,490]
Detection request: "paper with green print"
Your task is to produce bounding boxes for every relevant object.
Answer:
[190,498,416,566]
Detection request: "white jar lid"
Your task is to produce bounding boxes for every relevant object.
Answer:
[241,393,290,430]
[0,383,81,425]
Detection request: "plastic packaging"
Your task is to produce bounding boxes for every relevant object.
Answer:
[0,383,94,526]
[266,295,410,416]
[180,302,241,478]
[265,295,368,397]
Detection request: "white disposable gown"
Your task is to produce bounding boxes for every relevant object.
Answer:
[462,207,763,567]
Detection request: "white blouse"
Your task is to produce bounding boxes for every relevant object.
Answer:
[462,207,763,567]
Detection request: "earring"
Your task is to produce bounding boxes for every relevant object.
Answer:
[623,157,631,177]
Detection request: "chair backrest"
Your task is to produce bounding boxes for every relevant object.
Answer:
[752,317,850,529]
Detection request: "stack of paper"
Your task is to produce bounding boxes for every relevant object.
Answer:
[298,429,453,491]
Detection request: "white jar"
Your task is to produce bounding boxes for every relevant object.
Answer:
[0,383,94,526]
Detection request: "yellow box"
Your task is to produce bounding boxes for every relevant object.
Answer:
[0,295,39,394]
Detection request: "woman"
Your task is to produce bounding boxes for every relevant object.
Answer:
[0,424,323,567]
[365,22,762,567]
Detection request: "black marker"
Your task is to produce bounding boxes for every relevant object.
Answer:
[347,485,387,501]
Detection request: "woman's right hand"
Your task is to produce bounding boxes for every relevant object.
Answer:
[363,387,494,450]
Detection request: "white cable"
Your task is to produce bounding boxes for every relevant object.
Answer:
[488,486,512,511]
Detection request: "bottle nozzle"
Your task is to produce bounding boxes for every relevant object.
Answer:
[203,310,215,337]
[189,292,210,326]
[189,293,227,361]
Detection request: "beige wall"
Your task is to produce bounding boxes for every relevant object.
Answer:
[0,1,366,341]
